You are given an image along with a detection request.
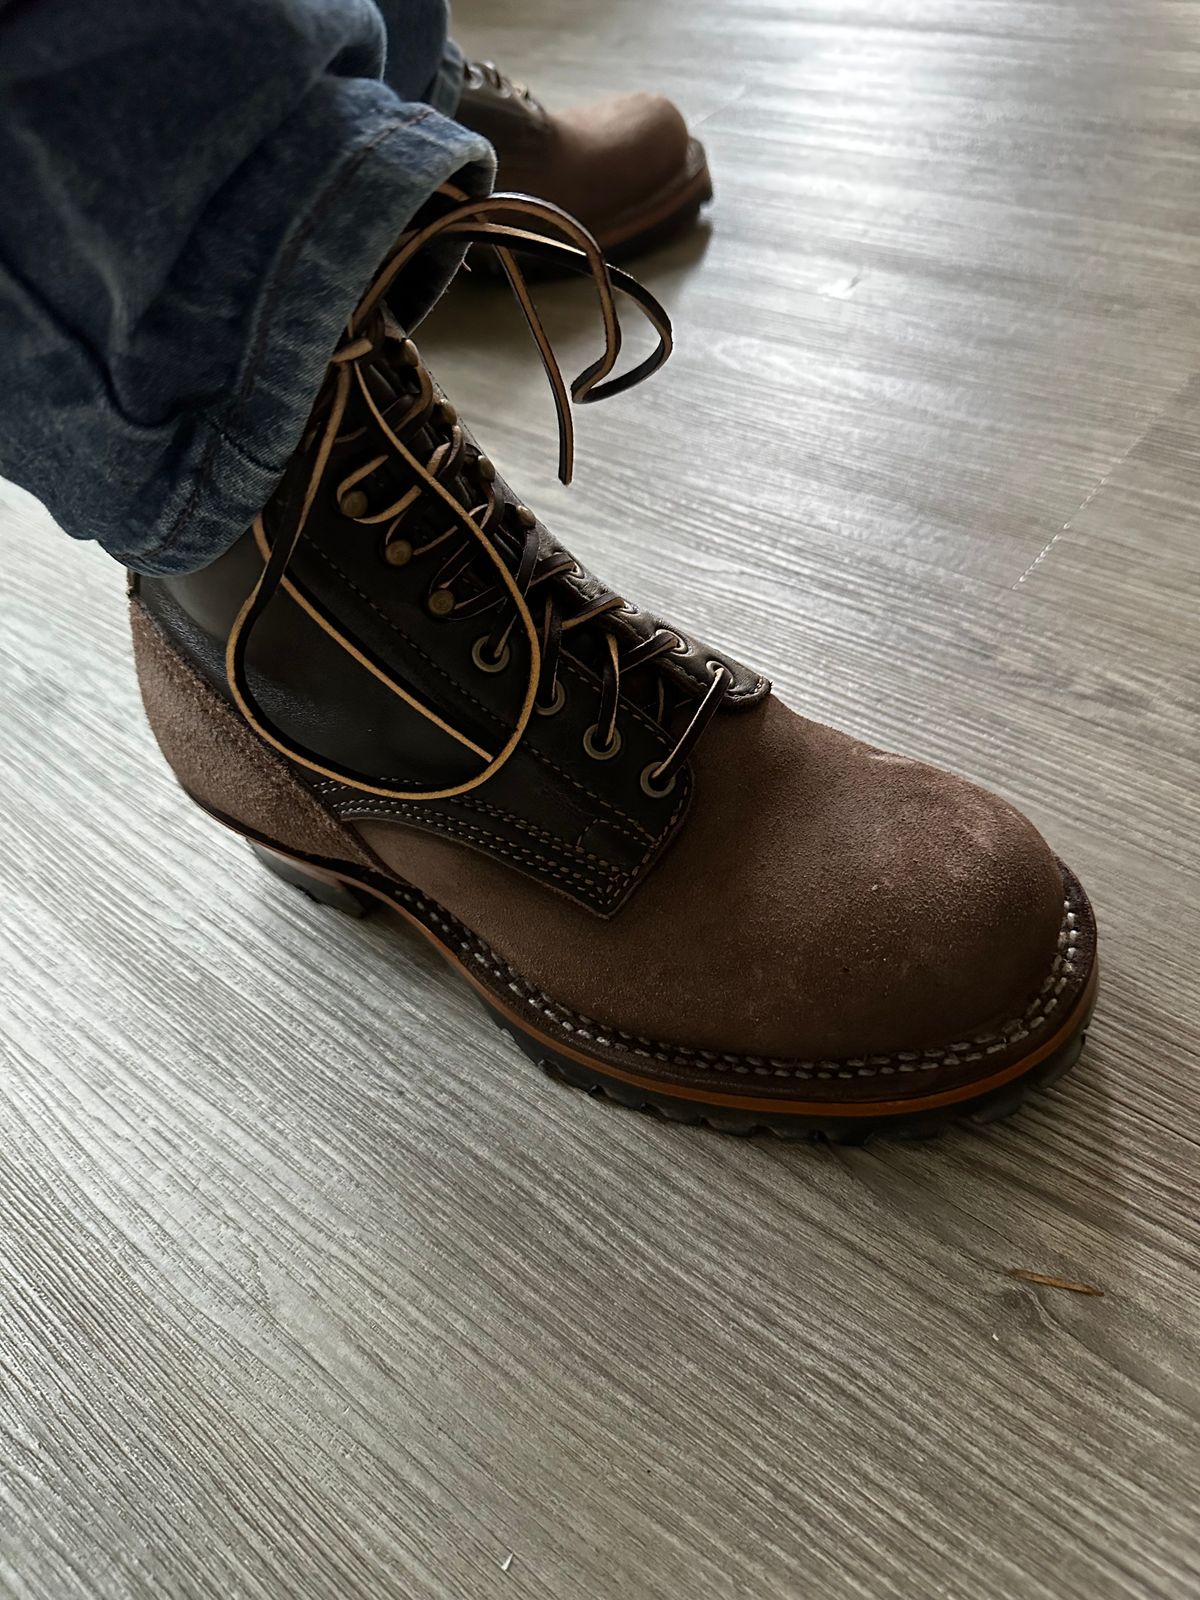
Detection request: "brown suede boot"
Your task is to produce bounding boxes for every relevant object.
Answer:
[454,61,712,260]
[129,193,1097,1140]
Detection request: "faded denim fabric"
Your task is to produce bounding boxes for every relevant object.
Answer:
[0,0,493,573]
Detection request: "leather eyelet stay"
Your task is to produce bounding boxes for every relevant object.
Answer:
[217,187,693,885]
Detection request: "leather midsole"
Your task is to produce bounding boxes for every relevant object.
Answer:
[520,967,1096,1117]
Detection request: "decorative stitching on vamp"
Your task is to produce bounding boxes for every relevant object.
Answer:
[343,793,624,864]
[338,769,688,911]
[340,804,626,893]
[315,777,673,883]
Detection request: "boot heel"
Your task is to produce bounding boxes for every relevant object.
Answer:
[250,842,378,918]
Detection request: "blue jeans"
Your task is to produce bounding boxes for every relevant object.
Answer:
[0,0,494,574]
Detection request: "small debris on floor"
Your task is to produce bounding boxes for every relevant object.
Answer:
[500,1553,514,1574]
[1008,1268,1103,1296]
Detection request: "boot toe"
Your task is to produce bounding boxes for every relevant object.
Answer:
[780,749,1069,1061]
[557,92,693,220]
[630,698,1072,1063]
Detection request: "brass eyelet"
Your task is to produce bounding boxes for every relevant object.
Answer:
[535,680,566,716]
[640,761,677,798]
[669,633,690,656]
[339,489,369,519]
[427,588,456,617]
[471,635,510,674]
[383,538,413,567]
[583,723,622,761]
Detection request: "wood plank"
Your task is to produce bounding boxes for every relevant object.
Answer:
[2,1,1199,1595]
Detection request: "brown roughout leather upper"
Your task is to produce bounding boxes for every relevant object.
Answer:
[130,191,1080,1077]
[353,699,1065,1059]
[454,63,700,243]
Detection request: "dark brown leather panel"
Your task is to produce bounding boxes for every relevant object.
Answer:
[136,307,770,916]
[140,556,691,915]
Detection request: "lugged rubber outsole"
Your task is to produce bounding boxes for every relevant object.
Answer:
[507,1008,1091,1143]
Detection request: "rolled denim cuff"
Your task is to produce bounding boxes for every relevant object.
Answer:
[122,94,491,574]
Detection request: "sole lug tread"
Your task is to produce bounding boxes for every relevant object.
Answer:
[537,1028,1091,1144]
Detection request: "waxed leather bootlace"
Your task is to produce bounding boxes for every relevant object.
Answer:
[225,189,732,803]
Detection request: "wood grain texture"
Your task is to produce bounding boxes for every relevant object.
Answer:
[2,1,1199,1596]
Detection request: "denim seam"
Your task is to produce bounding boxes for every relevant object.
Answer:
[150,112,438,566]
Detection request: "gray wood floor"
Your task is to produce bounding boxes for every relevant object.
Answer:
[2,1,1199,1596]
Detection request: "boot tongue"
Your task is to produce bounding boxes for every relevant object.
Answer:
[362,361,402,412]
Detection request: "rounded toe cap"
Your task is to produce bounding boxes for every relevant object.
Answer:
[805,751,1067,1057]
[643,699,1072,1062]
[556,92,693,218]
